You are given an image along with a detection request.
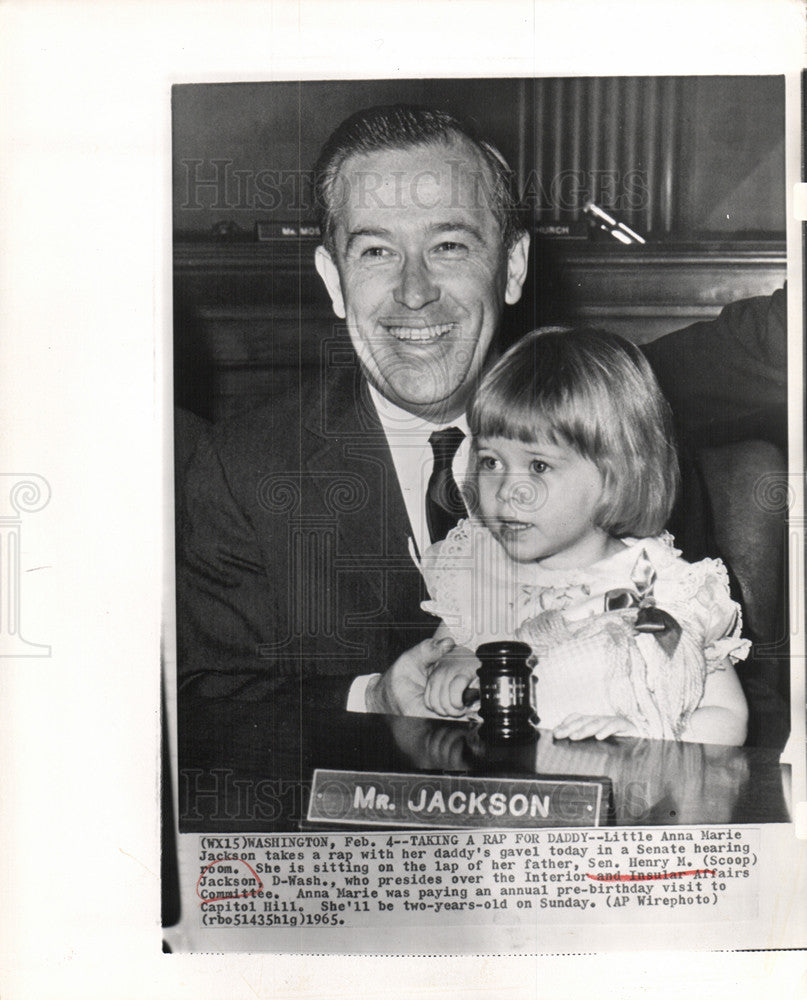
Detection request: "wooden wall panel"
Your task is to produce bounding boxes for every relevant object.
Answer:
[174,241,786,421]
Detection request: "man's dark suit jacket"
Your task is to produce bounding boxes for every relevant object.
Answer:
[177,356,436,702]
[177,289,788,728]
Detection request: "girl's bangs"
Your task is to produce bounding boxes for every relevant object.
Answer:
[471,377,591,453]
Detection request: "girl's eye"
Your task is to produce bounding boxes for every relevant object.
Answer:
[477,455,499,471]
[530,460,549,474]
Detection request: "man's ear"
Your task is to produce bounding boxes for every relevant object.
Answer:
[314,245,346,319]
[504,231,531,306]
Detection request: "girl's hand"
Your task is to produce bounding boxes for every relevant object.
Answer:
[423,646,480,718]
[553,713,640,741]
[365,635,455,715]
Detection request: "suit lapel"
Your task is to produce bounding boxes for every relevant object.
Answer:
[301,363,433,649]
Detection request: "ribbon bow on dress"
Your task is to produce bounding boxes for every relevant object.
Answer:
[605,548,683,658]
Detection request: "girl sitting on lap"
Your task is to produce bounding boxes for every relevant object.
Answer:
[419,328,749,745]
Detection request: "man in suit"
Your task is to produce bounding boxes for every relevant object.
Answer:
[177,104,788,734]
[177,105,530,708]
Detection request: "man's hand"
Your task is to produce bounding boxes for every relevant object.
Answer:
[365,636,455,716]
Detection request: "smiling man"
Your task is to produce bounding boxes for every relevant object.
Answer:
[177,106,530,707]
[177,105,788,740]
[313,132,529,423]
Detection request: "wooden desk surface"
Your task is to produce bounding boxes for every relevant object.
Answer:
[177,687,790,833]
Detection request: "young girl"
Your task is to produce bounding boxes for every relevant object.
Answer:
[419,328,749,746]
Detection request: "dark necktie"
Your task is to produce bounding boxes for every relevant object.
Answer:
[426,427,466,544]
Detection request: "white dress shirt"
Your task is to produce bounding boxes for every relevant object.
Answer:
[367,385,470,560]
[346,388,471,710]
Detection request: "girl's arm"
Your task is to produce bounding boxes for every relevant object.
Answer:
[553,657,749,746]
[678,658,748,746]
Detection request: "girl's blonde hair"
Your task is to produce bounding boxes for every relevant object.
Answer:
[467,327,680,537]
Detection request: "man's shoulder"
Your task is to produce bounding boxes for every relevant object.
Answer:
[212,396,299,455]
[206,366,382,472]
[209,371,329,457]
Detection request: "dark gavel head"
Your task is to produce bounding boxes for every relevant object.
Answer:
[475,640,539,744]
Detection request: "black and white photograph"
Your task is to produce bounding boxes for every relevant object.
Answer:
[1,1,805,997]
[166,74,801,954]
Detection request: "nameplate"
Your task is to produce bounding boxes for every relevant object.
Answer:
[255,220,321,240]
[307,769,608,829]
[534,221,589,239]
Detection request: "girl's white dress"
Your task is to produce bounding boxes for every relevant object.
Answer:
[417,520,750,740]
